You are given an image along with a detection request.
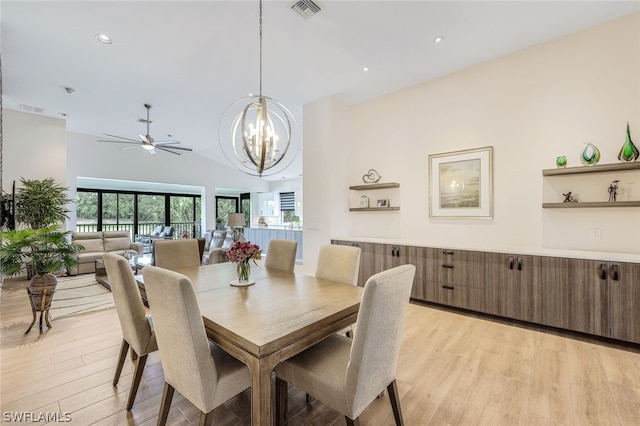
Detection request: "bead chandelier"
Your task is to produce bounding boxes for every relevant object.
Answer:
[219,0,297,177]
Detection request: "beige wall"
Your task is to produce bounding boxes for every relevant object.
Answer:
[306,13,640,258]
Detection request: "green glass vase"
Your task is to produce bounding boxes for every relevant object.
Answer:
[580,143,601,166]
[617,122,639,162]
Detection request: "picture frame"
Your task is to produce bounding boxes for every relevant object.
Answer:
[428,146,493,219]
[376,199,389,208]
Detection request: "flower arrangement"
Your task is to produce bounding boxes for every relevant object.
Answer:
[226,241,262,283]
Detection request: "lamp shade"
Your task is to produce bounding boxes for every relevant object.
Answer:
[227,213,246,227]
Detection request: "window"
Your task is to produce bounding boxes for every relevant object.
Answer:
[216,196,239,228]
[77,189,202,237]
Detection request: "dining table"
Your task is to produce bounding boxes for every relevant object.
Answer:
[137,262,363,425]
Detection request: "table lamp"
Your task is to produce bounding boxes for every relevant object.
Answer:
[227,213,246,242]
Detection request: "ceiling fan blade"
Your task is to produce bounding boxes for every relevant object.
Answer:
[154,140,181,146]
[148,148,156,155]
[98,139,141,145]
[156,146,182,155]
[121,145,141,151]
[103,133,141,143]
[162,146,193,152]
[139,134,150,143]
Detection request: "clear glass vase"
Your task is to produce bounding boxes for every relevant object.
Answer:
[236,261,251,283]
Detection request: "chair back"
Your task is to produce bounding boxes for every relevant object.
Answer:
[142,266,218,413]
[264,239,297,272]
[153,239,201,271]
[103,253,155,356]
[345,264,416,415]
[315,244,361,285]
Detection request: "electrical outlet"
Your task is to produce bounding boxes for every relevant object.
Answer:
[590,229,601,240]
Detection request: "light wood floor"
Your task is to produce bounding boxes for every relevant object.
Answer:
[2,280,640,425]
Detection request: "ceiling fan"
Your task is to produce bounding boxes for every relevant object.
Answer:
[98,104,193,155]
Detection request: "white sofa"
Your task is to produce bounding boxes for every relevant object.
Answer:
[68,231,144,275]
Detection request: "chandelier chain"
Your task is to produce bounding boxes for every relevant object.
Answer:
[259,0,263,96]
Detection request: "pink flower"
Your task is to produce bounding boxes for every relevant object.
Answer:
[226,241,262,264]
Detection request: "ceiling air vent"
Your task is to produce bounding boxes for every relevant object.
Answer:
[290,0,321,19]
[19,104,45,114]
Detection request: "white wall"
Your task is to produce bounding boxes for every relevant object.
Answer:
[3,110,67,189]
[305,13,640,258]
[302,97,353,274]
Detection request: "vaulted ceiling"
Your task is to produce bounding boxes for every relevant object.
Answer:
[3,1,639,180]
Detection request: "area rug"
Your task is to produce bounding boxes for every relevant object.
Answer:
[48,274,115,320]
[1,274,115,319]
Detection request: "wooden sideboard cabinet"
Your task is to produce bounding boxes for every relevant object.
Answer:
[484,253,543,323]
[331,239,640,344]
[424,249,485,312]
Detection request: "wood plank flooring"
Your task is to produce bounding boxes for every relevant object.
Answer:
[2,279,640,425]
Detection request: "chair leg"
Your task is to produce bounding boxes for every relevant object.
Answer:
[113,339,130,387]
[345,416,360,426]
[387,380,404,426]
[305,393,315,405]
[275,377,288,425]
[157,382,175,426]
[126,353,148,410]
[199,410,214,426]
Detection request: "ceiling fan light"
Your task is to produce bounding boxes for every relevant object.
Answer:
[141,144,154,150]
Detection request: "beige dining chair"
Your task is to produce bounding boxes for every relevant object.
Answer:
[275,264,416,426]
[264,239,297,272]
[153,239,201,271]
[102,253,158,411]
[316,244,362,338]
[315,244,361,285]
[141,266,251,426]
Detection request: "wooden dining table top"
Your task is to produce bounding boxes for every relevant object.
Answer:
[137,261,364,425]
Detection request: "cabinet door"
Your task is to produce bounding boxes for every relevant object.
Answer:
[485,253,542,322]
[542,258,609,336]
[609,262,640,343]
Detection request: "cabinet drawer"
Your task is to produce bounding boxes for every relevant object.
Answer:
[423,281,484,312]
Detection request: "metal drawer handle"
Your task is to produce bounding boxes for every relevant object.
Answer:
[442,264,454,269]
[442,285,454,290]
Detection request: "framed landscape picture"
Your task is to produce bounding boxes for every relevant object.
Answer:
[428,146,493,219]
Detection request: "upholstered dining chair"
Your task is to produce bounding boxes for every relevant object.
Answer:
[102,253,158,411]
[316,244,362,338]
[275,264,416,426]
[141,266,251,426]
[153,239,201,271]
[264,239,297,272]
[315,244,361,286]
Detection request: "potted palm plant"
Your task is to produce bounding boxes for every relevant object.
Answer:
[0,225,83,283]
[0,226,83,333]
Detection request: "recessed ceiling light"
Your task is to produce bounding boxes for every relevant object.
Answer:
[434,35,444,44]
[363,67,369,72]
[95,34,112,44]
[58,112,67,117]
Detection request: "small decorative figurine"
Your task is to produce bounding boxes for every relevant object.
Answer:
[608,180,620,202]
[556,156,567,168]
[563,192,577,203]
[362,169,382,184]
